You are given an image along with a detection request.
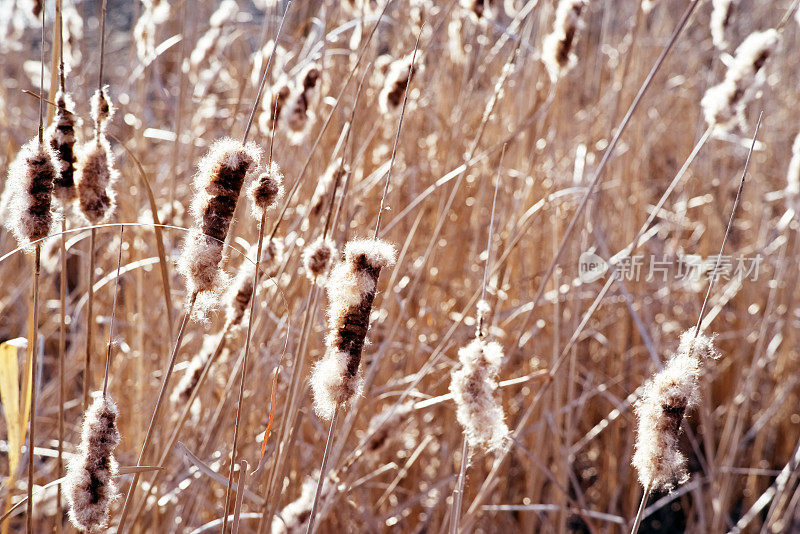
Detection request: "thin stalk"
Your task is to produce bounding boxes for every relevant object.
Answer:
[102,226,124,397]
[630,483,651,534]
[450,438,469,534]
[231,461,248,534]
[26,245,41,534]
[222,210,267,533]
[690,113,762,346]
[56,219,66,529]
[117,291,198,533]
[305,405,340,534]
[374,27,422,239]
[83,227,96,410]
[128,330,230,525]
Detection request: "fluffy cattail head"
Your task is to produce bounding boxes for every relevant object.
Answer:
[303,236,337,282]
[449,335,509,451]
[90,87,114,131]
[272,475,332,534]
[178,138,261,296]
[259,79,291,134]
[541,0,589,81]
[249,161,285,217]
[75,135,118,224]
[701,29,779,130]
[307,158,346,220]
[3,137,57,248]
[363,402,413,457]
[46,91,79,204]
[286,63,322,143]
[311,238,396,419]
[171,333,221,412]
[379,54,417,115]
[710,0,736,50]
[65,394,121,533]
[632,329,719,491]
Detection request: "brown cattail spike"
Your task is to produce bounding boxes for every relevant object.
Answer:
[701,29,779,130]
[632,329,720,491]
[46,91,79,204]
[311,238,396,419]
[91,86,114,132]
[178,138,262,297]
[75,135,118,224]
[542,0,588,81]
[303,236,337,282]
[259,78,291,134]
[379,54,417,115]
[65,395,121,533]
[249,161,285,217]
[4,137,57,248]
[286,63,322,143]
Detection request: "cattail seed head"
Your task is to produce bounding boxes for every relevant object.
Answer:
[286,63,322,144]
[272,474,332,534]
[303,236,337,282]
[259,79,291,134]
[701,29,779,130]
[65,395,121,533]
[449,334,509,451]
[3,137,57,248]
[379,54,417,115]
[541,0,589,81]
[46,91,79,205]
[311,238,396,420]
[710,0,736,50]
[632,329,719,491]
[249,161,284,217]
[171,333,221,415]
[306,158,345,221]
[90,87,114,131]
[75,135,118,224]
[178,138,262,296]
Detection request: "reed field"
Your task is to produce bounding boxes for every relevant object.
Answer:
[1,0,800,532]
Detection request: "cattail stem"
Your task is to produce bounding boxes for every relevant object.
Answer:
[129,330,230,525]
[26,244,41,534]
[450,438,469,534]
[231,461,248,534]
[83,227,96,411]
[305,404,340,534]
[630,482,651,534]
[103,226,124,397]
[222,211,267,533]
[117,291,198,533]
[56,219,67,530]
[374,27,422,239]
